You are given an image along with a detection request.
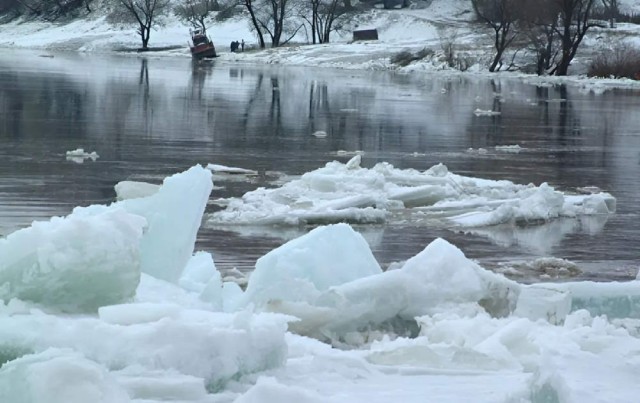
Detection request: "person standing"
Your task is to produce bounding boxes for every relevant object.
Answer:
[241,39,245,52]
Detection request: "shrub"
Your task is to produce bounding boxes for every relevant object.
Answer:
[415,47,434,59]
[390,50,414,66]
[588,43,640,80]
[390,47,434,67]
[454,53,476,72]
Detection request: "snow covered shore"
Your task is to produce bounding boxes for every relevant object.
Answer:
[1,0,640,89]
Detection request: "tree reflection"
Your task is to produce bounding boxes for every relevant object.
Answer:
[269,77,281,135]
[308,80,329,134]
[0,74,23,139]
[138,58,152,135]
[0,70,88,140]
[241,71,264,131]
[190,59,214,101]
[556,85,581,145]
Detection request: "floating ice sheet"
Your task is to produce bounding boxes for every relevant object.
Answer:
[209,157,616,229]
[65,148,99,163]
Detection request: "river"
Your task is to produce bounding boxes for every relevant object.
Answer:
[1,50,639,282]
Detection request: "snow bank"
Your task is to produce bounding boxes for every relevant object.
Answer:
[209,158,616,229]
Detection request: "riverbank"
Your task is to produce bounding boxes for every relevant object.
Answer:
[1,0,640,91]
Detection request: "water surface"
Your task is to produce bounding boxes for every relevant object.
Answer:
[1,50,639,281]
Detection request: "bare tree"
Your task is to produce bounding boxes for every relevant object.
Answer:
[553,0,598,76]
[306,0,321,44]
[472,0,519,72]
[303,0,349,43]
[243,0,266,48]
[244,0,302,47]
[601,0,618,27]
[0,0,18,13]
[175,0,219,33]
[520,0,561,75]
[519,0,597,76]
[438,28,458,68]
[120,0,170,50]
[260,0,303,47]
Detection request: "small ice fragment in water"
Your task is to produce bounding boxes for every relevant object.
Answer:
[206,164,258,176]
[473,109,501,117]
[495,145,522,153]
[66,148,99,163]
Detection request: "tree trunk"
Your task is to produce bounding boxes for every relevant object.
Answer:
[245,0,265,48]
[311,2,317,44]
[138,22,151,49]
[489,26,505,72]
[556,13,573,76]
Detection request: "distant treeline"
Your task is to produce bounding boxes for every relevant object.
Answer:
[591,8,640,24]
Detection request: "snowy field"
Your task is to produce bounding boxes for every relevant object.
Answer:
[1,165,639,403]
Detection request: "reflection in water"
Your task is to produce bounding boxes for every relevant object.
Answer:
[1,51,639,280]
[461,215,609,256]
[139,58,152,136]
[270,76,281,135]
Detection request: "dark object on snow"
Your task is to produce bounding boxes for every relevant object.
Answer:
[230,41,240,52]
[190,29,217,59]
[353,29,378,41]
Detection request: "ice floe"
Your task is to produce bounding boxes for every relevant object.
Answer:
[1,164,639,403]
[209,157,616,229]
[65,148,99,163]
